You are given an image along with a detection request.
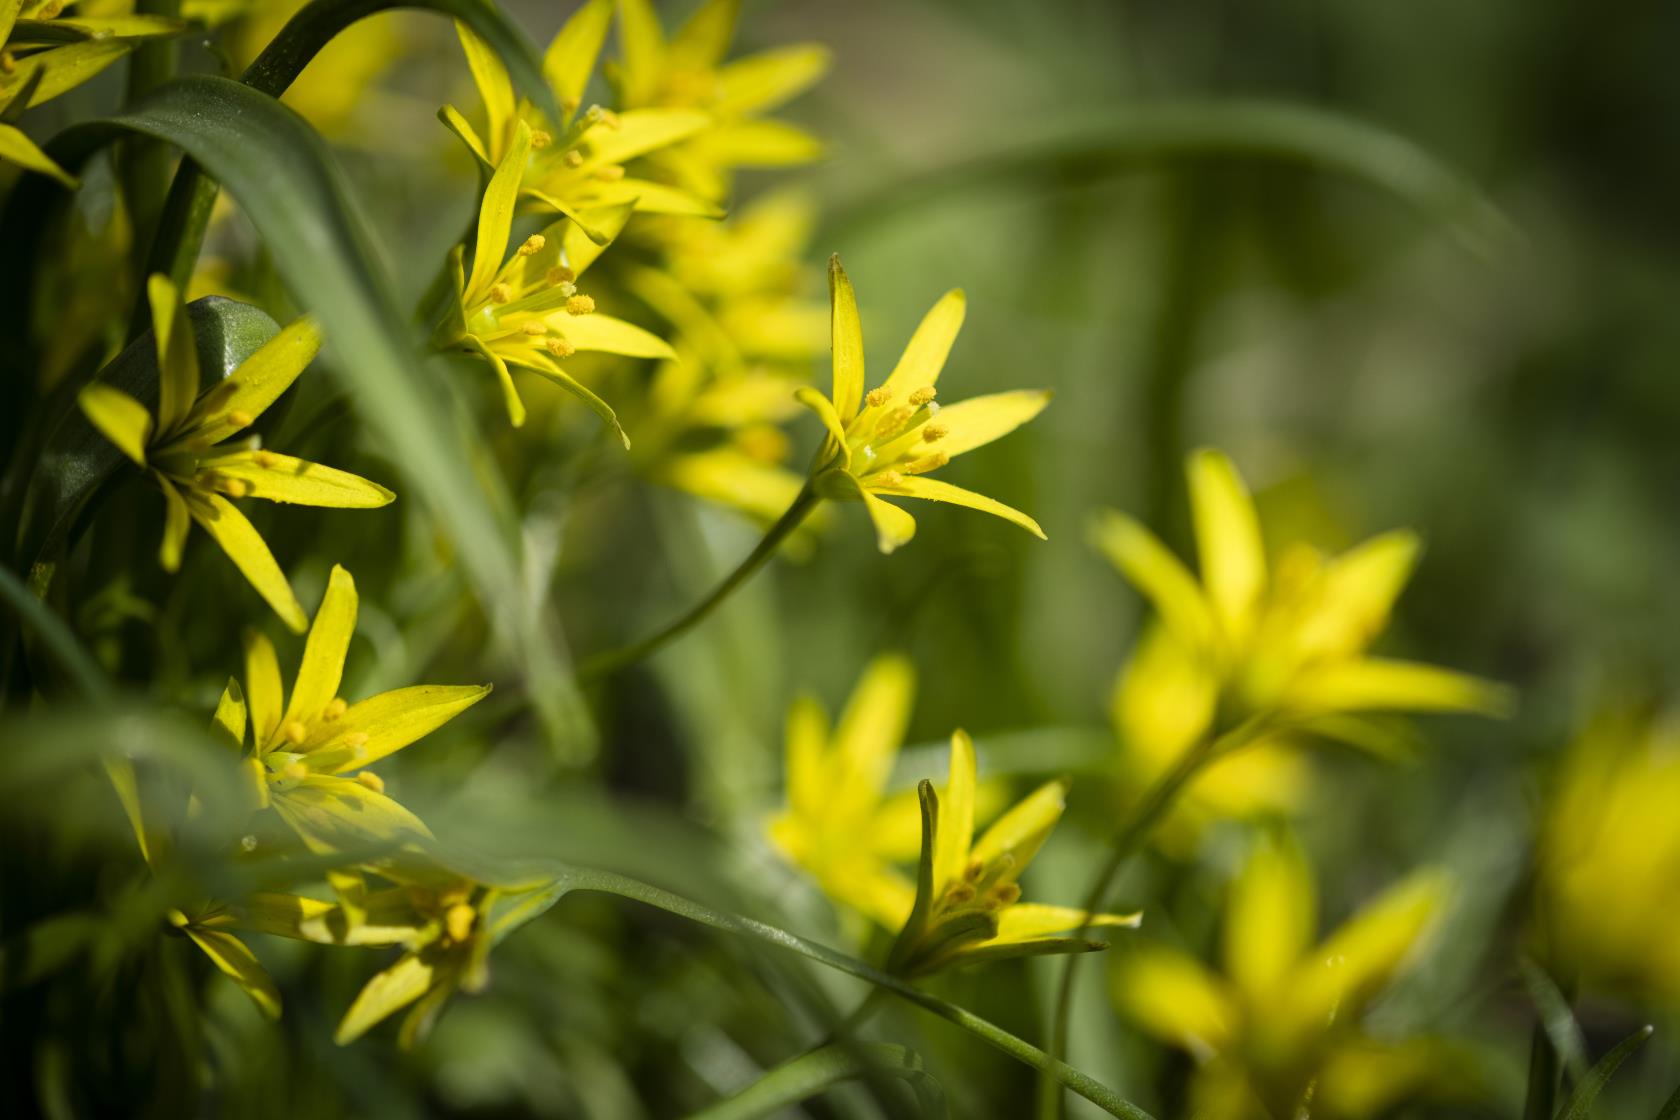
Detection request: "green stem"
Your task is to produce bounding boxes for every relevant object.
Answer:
[122,0,181,300]
[579,485,820,681]
[1521,1016,1559,1120]
[551,865,1155,1120]
[1036,729,1232,1120]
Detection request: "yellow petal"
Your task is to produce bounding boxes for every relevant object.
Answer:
[244,630,284,746]
[877,475,1045,540]
[933,730,976,890]
[1187,448,1265,645]
[282,564,357,730]
[714,43,831,116]
[667,0,738,72]
[9,39,130,110]
[509,351,629,448]
[0,122,78,187]
[542,0,612,116]
[335,950,434,1044]
[465,120,531,305]
[969,778,1066,879]
[582,176,724,218]
[455,20,515,157]
[185,491,307,632]
[993,903,1141,944]
[827,255,864,421]
[548,311,675,359]
[307,684,492,769]
[148,272,198,437]
[581,109,710,166]
[1224,831,1316,1003]
[438,102,490,166]
[861,491,916,554]
[270,773,433,855]
[1289,530,1420,662]
[182,926,281,1019]
[157,476,191,572]
[210,677,247,752]
[177,317,321,447]
[1112,623,1217,769]
[562,202,633,275]
[701,119,825,166]
[659,448,806,524]
[77,383,152,466]
[877,289,965,403]
[829,654,915,824]
[198,451,395,509]
[1111,946,1235,1055]
[1293,870,1449,1026]
[1089,509,1216,654]
[103,757,155,867]
[613,0,666,106]
[928,389,1049,459]
[462,335,527,427]
[1282,658,1514,716]
[784,692,829,821]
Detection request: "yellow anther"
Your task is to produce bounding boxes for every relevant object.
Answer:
[226,409,254,429]
[253,450,280,469]
[283,720,308,745]
[987,883,1022,909]
[517,234,546,257]
[521,321,548,336]
[529,130,553,149]
[489,283,513,304]
[593,165,625,182]
[0,52,14,76]
[908,386,937,406]
[220,477,255,498]
[864,387,891,408]
[282,760,308,781]
[546,265,575,286]
[963,859,985,882]
[872,470,904,488]
[904,452,948,476]
[445,903,476,942]
[343,731,370,754]
[561,96,581,115]
[545,338,576,359]
[323,697,347,721]
[565,294,596,315]
[558,281,578,298]
[874,406,914,437]
[737,425,790,463]
[355,770,385,793]
[920,424,948,443]
[563,149,584,168]
[944,883,977,906]
[597,108,622,130]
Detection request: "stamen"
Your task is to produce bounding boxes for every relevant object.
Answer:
[986,883,1022,909]
[943,883,976,906]
[226,409,254,429]
[872,470,903,487]
[356,771,385,793]
[545,338,576,359]
[873,406,914,438]
[220,477,255,498]
[904,452,948,475]
[529,130,553,149]
[521,321,548,336]
[920,424,948,443]
[593,166,625,182]
[565,294,596,315]
[0,52,14,76]
[561,97,581,116]
[343,732,370,757]
[908,386,937,406]
[546,265,575,286]
[445,903,476,942]
[563,149,585,168]
[253,450,280,469]
[963,859,984,882]
[558,281,579,298]
[323,698,347,721]
[517,234,546,257]
[490,283,513,304]
[597,108,622,130]
[864,387,891,408]
[282,760,308,781]
[283,720,308,746]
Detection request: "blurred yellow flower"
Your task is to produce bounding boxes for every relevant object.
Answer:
[1536,714,1680,1002]
[1095,448,1510,831]
[1113,830,1450,1119]
[613,0,830,203]
[78,276,393,631]
[798,256,1050,553]
[433,120,674,434]
[225,0,410,137]
[445,8,718,229]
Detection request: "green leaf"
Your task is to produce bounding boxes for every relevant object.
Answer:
[1655,1081,1680,1120]
[691,1043,947,1120]
[1520,959,1589,1087]
[1557,1026,1654,1120]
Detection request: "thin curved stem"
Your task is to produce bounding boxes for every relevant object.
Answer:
[579,485,820,682]
[552,864,1155,1120]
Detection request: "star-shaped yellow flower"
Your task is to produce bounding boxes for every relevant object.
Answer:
[443,8,717,231]
[797,256,1050,553]
[612,0,830,203]
[433,119,676,436]
[78,276,393,631]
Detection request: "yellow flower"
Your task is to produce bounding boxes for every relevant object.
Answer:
[77,276,393,631]
[433,119,676,436]
[1095,448,1510,829]
[216,565,490,856]
[0,0,180,184]
[1536,714,1680,1003]
[444,9,717,230]
[1113,830,1450,1119]
[225,0,411,136]
[796,256,1050,553]
[613,0,830,202]
[768,655,1136,975]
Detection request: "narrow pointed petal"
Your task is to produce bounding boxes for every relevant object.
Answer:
[793,385,850,460]
[1188,448,1266,643]
[157,476,191,571]
[702,119,826,166]
[1283,658,1515,716]
[784,693,829,821]
[1225,831,1316,1001]
[199,451,395,509]
[715,43,831,115]
[879,475,1045,540]
[582,176,725,218]
[185,492,307,632]
[933,730,976,890]
[455,21,516,157]
[880,289,965,401]
[0,122,78,186]
[1089,509,1217,654]
[928,389,1049,459]
[549,311,676,358]
[148,273,199,438]
[271,774,433,855]
[306,684,492,770]
[335,951,434,1044]
[669,0,739,71]
[211,678,247,751]
[831,654,916,820]
[994,903,1142,944]
[861,491,916,554]
[9,39,130,110]
[244,630,284,746]
[1293,870,1449,1025]
[178,317,322,446]
[1112,946,1236,1054]
[282,564,357,729]
[562,202,633,275]
[583,109,710,165]
[462,336,527,427]
[465,121,531,305]
[970,778,1067,879]
[511,352,629,448]
[613,0,666,106]
[827,256,864,420]
[543,0,612,115]
[77,383,152,466]
[438,103,490,166]
[1291,530,1421,661]
[182,927,281,1019]
[944,936,1110,969]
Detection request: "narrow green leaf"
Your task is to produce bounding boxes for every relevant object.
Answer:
[1557,1026,1654,1120]
[691,1043,947,1120]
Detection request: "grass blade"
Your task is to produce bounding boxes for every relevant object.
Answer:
[690,1043,946,1120]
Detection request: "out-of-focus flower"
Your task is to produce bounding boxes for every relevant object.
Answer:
[885,731,1139,978]
[798,256,1050,553]
[0,1,180,183]
[432,119,674,434]
[444,8,718,229]
[77,276,393,631]
[1535,714,1680,1003]
[613,0,830,203]
[223,0,411,137]
[1095,449,1510,832]
[1113,830,1450,1119]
